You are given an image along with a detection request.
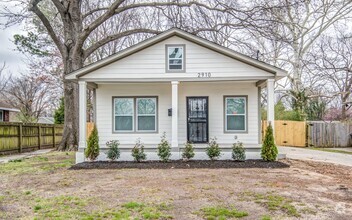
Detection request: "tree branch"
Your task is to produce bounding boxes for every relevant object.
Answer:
[28,0,64,55]
[83,28,161,59]
[81,1,229,42]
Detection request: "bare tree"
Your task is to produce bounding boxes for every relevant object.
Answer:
[1,0,236,150]
[253,0,351,88]
[3,72,59,122]
[226,0,352,118]
[306,27,352,120]
[0,62,8,95]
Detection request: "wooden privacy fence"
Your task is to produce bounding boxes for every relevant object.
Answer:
[0,122,63,155]
[307,121,352,148]
[262,120,307,147]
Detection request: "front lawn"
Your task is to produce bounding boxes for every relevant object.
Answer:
[0,152,351,219]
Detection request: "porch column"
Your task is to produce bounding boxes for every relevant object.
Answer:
[266,79,275,130]
[92,88,97,123]
[171,81,179,148]
[78,81,87,149]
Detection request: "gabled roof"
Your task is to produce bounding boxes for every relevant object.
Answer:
[0,101,20,112]
[66,28,287,80]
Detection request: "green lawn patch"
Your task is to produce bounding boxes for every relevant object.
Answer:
[122,201,173,219]
[33,197,174,220]
[199,206,248,219]
[0,152,74,175]
[261,215,272,220]
[241,191,300,217]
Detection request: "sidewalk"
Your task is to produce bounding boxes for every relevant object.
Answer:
[0,149,53,164]
[279,146,352,167]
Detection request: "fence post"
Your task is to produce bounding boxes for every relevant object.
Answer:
[18,124,22,153]
[38,125,42,149]
[53,125,56,148]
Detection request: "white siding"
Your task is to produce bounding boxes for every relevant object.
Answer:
[96,81,259,148]
[96,83,172,147]
[81,36,273,80]
[178,82,259,145]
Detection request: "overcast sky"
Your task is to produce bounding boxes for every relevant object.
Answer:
[0,3,27,76]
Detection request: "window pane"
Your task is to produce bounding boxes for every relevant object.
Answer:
[227,115,245,131]
[226,98,245,114]
[0,111,2,121]
[169,64,182,70]
[138,116,155,131]
[168,47,183,59]
[169,59,182,65]
[115,98,133,115]
[138,98,156,114]
[115,116,133,131]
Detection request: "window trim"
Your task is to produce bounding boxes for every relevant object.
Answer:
[112,96,158,133]
[223,96,248,133]
[165,44,186,73]
[0,110,3,122]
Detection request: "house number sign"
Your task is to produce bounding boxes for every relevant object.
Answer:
[197,72,212,78]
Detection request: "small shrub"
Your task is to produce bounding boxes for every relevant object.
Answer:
[205,138,221,160]
[261,123,278,161]
[132,139,146,162]
[182,142,195,160]
[85,125,99,161]
[232,141,246,161]
[157,133,171,162]
[106,140,120,161]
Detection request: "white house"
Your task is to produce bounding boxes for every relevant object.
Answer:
[65,28,286,163]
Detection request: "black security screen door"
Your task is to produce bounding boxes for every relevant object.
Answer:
[187,97,208,143]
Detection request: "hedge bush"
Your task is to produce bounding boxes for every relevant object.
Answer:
[205,138,221,160]
[232,141,246,161]
[261,123,278,161]
[182,142,195,160]
[157,133,171,162]
[131,139,147,162]
[85,125,99,161]
[106,140,120,161]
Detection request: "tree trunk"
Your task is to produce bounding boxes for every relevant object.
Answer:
[57,48,84,150]
[58,80,79,150]
[341,95,347,121]
[56,0,85,151]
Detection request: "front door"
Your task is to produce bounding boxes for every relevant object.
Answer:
[187,97,208,143]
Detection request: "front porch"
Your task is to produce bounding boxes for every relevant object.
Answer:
[76,80,275,162]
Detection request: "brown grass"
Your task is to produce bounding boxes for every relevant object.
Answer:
[0,152,351,219]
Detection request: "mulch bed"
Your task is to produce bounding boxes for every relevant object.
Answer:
[70,160,290,170]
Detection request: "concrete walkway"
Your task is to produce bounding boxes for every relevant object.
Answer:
[279,146,352,167]
[0,149,53,164]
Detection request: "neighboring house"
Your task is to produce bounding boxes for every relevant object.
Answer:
[37,117,55,124]
[66,28,287,163]
[0,102,20,122]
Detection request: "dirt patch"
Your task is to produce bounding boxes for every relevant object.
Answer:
[286,159,352,182]
[1,153,352,220]
[70,160,290,170]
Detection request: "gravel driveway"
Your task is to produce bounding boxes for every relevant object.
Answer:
[279,146,352,167]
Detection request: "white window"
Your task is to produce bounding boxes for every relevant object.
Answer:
[225,97,247,132]
[136,98,157,132]
[167,45,184,71]
[114,98,134,132]
[0,110,3,122]
[113,97,157,132]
